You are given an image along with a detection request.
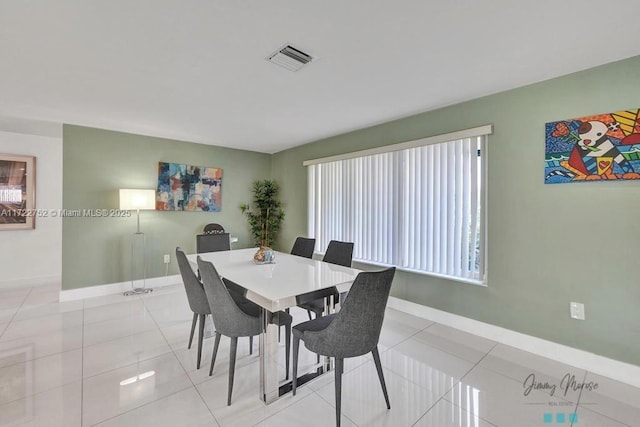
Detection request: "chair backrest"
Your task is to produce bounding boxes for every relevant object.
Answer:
[196,233,231,253]
[305,267,395,358]
[203,223,225,234]
[322,240,354,267]
[175,247,210,315]
[290,237,316,259]
[197,257,261,337]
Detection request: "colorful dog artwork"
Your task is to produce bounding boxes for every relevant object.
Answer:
[545,108,640,184]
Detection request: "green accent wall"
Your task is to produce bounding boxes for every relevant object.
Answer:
[62,125,271,290]
[271,55,640,366]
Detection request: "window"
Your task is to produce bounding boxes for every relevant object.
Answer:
[305,125,491,284]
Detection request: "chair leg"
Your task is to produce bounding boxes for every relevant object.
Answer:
[292,336,300,395]
[372,346,391,409]
[307,310,313,321]
[285,324,291,380]
[282,310,290,341]
[188,313,197,349]
[249,336,253,355]
[209,332,221,376]
[196,314,206,369]
[335,358,344,427]
[228,337,238,406]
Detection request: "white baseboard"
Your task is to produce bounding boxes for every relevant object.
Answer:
[388,296,640,389]
[59,275,181,302]
[0,275,60,289]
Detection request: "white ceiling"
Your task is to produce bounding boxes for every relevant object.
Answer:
[1,1,639,154]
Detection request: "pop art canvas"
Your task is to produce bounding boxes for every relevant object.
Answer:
[545,108,640,184]
[156,162,222,211]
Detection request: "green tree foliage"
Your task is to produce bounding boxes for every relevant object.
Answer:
[239,180,285,247]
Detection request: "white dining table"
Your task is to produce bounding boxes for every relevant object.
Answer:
[187,247,361,404]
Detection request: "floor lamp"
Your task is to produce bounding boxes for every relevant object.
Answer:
[119,189,156,296]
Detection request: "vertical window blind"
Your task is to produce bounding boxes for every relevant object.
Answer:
[306,126,490,284]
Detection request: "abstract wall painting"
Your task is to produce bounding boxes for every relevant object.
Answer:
[545,108,640,184]
[0,154,36,230]
[156,162,223,211]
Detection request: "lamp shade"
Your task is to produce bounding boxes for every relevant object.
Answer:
[119,189,156,210]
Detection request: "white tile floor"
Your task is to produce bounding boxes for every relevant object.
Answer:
[0,281,638,427]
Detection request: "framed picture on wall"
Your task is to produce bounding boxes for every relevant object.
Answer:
[156,161,223,211]
[0,154,36,230]
[545,108,640,184]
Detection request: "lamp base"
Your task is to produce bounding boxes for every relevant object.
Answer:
[124,231,152,297]
[123,287,153,296]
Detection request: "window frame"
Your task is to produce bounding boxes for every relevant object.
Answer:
[305,125,491,286]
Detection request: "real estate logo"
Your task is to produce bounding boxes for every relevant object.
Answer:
[542,412,578,424]
[522,372,599,424]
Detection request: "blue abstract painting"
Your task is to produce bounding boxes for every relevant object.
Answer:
[156,162,223,211]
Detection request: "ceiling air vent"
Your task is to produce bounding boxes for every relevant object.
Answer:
[267,44,313,72]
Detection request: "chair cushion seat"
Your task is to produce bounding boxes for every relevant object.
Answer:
[297,299,325,315]
[292,313,337,339]
[226,278,292,326]
[270,310,293,326]
[296,287,339,305]
[294,312,369,358]
[235,299,292,326]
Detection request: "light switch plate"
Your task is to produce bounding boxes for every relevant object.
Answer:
[570,302,585,320]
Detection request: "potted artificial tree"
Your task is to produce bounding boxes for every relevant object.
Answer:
[240,179,285,262]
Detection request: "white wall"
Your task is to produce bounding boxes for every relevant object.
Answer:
[0,116,63,287]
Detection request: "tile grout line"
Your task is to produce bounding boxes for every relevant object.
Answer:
[476,340,592,404]
[308,353,435,426]
[249,389,317,427]
[0,286,88,418]
[140,293,223,426]
[572,371,634,427]
[569,370,587,427]
[408,341,501,426]
[310,387,360,427]
[0,286,40,410]
[420,341,500,426]
[305,315,475,426]
[6,284,637,426]
[82,294,182,425]
[86,293,199,426]
[384,317,499,392]
[0,286,35,340]
[0,348,86,409]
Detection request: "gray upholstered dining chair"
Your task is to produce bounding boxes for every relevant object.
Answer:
[177,247,257,367]
[222,277,292,376]
[290,236,316,259]
[203,223,225,234]
[322,240,354,267]
[292,267,396,427]
[196,233,231,253]
[283,236,317,321]
[175,247,211,370]
[197,256,293,405]
[297,240,354,319]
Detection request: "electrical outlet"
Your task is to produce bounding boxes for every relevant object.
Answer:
[163,254,170,264]
[570,302,585,320]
